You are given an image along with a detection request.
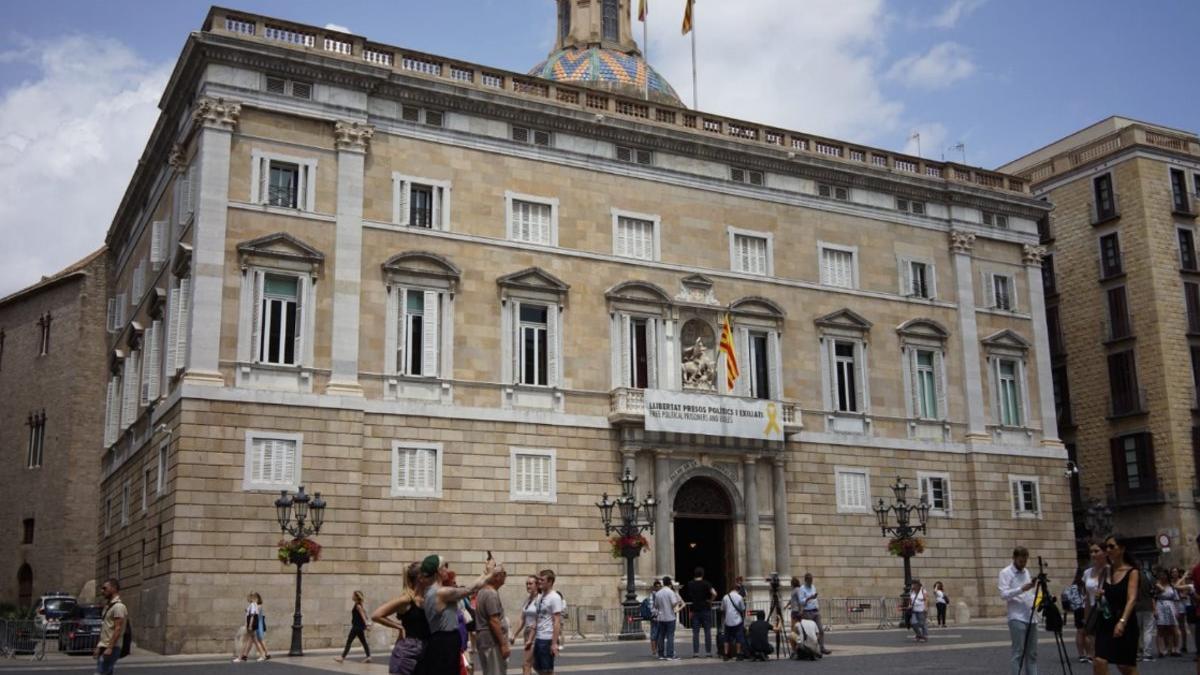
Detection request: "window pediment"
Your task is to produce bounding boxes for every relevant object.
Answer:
[497,267,570,302]
[815,308,873,332]
[730,296,786,320]
[896,318,949,342]
[982,329,1031,353]
[605,280,672,307]
[237,233,324,276]
[383,251,461,293]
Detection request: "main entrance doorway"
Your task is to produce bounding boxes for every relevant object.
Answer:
[673,477,733,599]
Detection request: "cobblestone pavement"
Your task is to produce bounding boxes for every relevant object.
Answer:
[0,624,1196,674]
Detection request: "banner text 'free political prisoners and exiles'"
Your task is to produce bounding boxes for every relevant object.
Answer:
[642,389,784,441]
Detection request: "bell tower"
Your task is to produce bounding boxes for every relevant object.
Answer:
[556,0,640,55]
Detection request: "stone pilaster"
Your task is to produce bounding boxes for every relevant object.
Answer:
[950,230,988,440]
[184,98,240,386]
[1022,244,1062,446]
[325,121,374,396]
[654,450,672,577]
[771,457,790,577]
[743,456,762,579]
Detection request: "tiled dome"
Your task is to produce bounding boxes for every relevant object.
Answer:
[530,47,683,108]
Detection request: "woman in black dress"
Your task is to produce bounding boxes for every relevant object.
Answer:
[1093,534,1141,674]
[371,562,430,675]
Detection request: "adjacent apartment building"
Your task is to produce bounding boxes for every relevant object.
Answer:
[1001,117,1200,565]
[0,250,107,608]
[98,2,1072,653]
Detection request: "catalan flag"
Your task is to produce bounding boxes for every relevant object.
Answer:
[639,0,648,22]
[719,313,739,391]
[682,0,694,34]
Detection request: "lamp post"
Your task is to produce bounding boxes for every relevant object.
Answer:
[872,477,930,610]
[596,467,656,640]
[274,485,326,657]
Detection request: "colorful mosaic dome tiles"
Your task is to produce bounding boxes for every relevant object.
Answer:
[530,47,682,106]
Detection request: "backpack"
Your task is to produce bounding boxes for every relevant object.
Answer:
[120,619,133,658]
[639,597,654,620]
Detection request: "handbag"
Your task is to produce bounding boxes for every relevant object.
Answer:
[1083,568,1108,635]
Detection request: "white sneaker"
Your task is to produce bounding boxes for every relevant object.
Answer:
[256,656,266,662]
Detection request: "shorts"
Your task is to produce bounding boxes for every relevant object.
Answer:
[724,623,746,647]
[1073,608,1085,630]
[534,638,554,672]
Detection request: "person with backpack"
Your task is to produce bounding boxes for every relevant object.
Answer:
[640,579,661,658]
[934,581,950,628]
[93,578,128,675]
[235,592,270,662]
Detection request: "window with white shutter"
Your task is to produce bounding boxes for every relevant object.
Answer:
[255,273,302,366]
[156,443,169,494]
[510,448,556,502]
[613,214,657,261]
[996,357,1023,426]
[104,376,120,446]
[392,442,442,498]
[392,174,451,230]
[250,150,317,212]
[518,304,550,386]
[151,220,167,269]
[132,261,145,301]
[242,432,302,491]
[121,351,140,429]
[820,245,857,288]
[728,227,773,276]
[1009,475,1040,517]
[506,193,558,245]
[393,288,440,377]
[835,468,869,513]
[140,323,159,405]
[990,274,1015,311]
[918,472,951,514]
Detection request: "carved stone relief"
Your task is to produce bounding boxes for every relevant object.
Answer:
[680,318,716,391]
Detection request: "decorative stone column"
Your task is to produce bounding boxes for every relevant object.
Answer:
[1022,244,1062,446]
[326,121,374,396]
[654,451,672,577]
[950,230,988,440]
[743,456,762,580]
[184,97,240,386]
[771,456,790,578]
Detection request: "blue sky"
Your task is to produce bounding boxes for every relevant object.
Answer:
[1,0,1198,295]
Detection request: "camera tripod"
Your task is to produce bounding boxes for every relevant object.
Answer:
[1018,556,1072,675]
[766,577,787,660]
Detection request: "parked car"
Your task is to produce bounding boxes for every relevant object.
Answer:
[33,593,76,637]
[58,604,104,655]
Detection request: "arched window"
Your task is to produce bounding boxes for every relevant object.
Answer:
[17,563,33,609]
[559,0,571,43]
[602,0,619,42]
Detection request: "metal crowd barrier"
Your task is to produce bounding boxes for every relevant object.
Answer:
[0,620,48,660]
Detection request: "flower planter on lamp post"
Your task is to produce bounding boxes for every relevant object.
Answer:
[273,485,326,657]
[872,477,930,620]
[596,468,656,640]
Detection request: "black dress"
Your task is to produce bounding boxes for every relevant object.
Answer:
[1094,570,1140,667]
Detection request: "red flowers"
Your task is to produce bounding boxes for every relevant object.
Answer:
[608,534,649,559]
[277,537,322,565]
[886,537,925,557]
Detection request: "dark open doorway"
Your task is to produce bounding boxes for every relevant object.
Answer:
[673,477,734,599]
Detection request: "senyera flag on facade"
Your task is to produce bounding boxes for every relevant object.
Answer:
[643,389,784,441]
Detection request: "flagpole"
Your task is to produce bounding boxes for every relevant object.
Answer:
[691,0,698,109]
[643,3,649,100]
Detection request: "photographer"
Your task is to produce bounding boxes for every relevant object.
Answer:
[998,547,1038,675]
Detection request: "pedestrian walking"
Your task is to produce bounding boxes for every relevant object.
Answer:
[509,575,540,675]
[475,566,510,675]
[370,561,430,675]
[908,579,929,643]
[93,579,127,675]
[721,583,747,661]
[641,579,661,658]
[792,573,831,656]
[1063,568,1088,663]
[1084,541,1108,663]
[934,581,949,627]
[1171,567,1191,655]
[335,591,372,663]
[684,567,716,658]
[234,592,269,662]
[533,569,565,675]
[998,546,1038,675]
[653,576,683,661]
[1093,534,1141,674]
[1132,562,1155,663]
[421,555,501,675]
[1155,569,1181,657]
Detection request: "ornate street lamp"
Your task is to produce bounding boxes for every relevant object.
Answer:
[596,468,656,640]
[274,485,327,656]
[872,477,930,610]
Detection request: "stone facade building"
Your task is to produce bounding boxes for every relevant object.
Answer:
[98,3,1073,653]
[0,250,107,608]
[1001,118,1200,565]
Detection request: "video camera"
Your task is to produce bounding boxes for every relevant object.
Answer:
[767,572,781,592]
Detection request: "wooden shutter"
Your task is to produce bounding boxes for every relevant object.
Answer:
[396,179,410,226]
[147,320,162,401]
[384,286,398,376]
[165,287,179,378]
[185,165,197,217]
[508,300,521,384]
[397,447,411,489]
[422,291,439,377]
[907,347,921,416]
[768,330,781,399]
[294,276,307,365]
[646,318,658,389]
[151,221,166,268]
[736,326,750,396]
[934,350,947,420]
[619,314,632,388]
[397,288,408,374]
[175,278,191,372]
[1109,437,1127,494]
[432,187,443,231]
[104,378,118,445]
[615,218,628,257]
[140,324,153,405]
[107,299,116,332]
[547,305,560,387]
[257,158,269,205]
[249,271,264,362]
[1140,434,1158,493]
[121,353,138,429]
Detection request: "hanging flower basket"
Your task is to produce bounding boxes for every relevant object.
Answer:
[886,536,924,558]
[278,537,322,566]
[608,534,649,559]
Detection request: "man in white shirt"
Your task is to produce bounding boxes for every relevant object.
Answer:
[534,569,564,675]
[998,546,1039,675]
[652,576,683,661]
[908,579,929,643]
[721,585,747,661]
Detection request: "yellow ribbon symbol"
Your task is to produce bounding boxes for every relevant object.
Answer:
[763,402,782,437]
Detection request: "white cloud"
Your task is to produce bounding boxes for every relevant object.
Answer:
[0,35,168,297]
[646,0,903,144]
[324,23,352,34]
[886,42,975,90]
[931,0,985,29]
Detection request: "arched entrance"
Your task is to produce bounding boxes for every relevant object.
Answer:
[17,563,32,609]
[673,477,733,597]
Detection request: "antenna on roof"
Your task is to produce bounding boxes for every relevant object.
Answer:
[948,142,966,164]
[908,131,922,159]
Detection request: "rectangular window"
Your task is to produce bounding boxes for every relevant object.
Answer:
[1094,174,1116,221]
[121,482,129,526]
[835,468,869,513]
[37,314,51,356]
[520,304,549,386]
[243,433,302,491]
[156,443,168,494]
[396,289,440,377]
[629,318,650,390]
[1047,305,1065,356]
[991,274,1014,311]
[732,233,770,275]
[730,167,764,186]
[997,359,1022,426]
[21,519,34,545]
[1052,365,1072,426]
[918,474,950,513]
[258,274,300,365]
[509,198,554,245]
[615,146,653,165]
[392,442,442,498]
[104,498,112,536]
[1107,350,1140,416]
[393,175,450,230]
[1099,233,1122,277]
[1010,477,1040,516]
[614,215,656,261]
[1111,433,1156,497]
[1107,286,1131,339]
[1041,254,1056,295]
[409,185,434,228]
[982,212,1008,228]
[834,341,858,413]
[915,350,938,419]
[821,246,856,288]
[511,126,551,147]
[142,467,152,511]
[749,333,770,400]
[26,413,45,469]
[896,198,926,214]
[1172,168,1192,213]
[818,183,849,200]
[252,152,315,212]
[510,448,556,502]
[908,261,931,298]
[268,162,299,208]
[1187,282,1200,334]
[1180,229,1198,271]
